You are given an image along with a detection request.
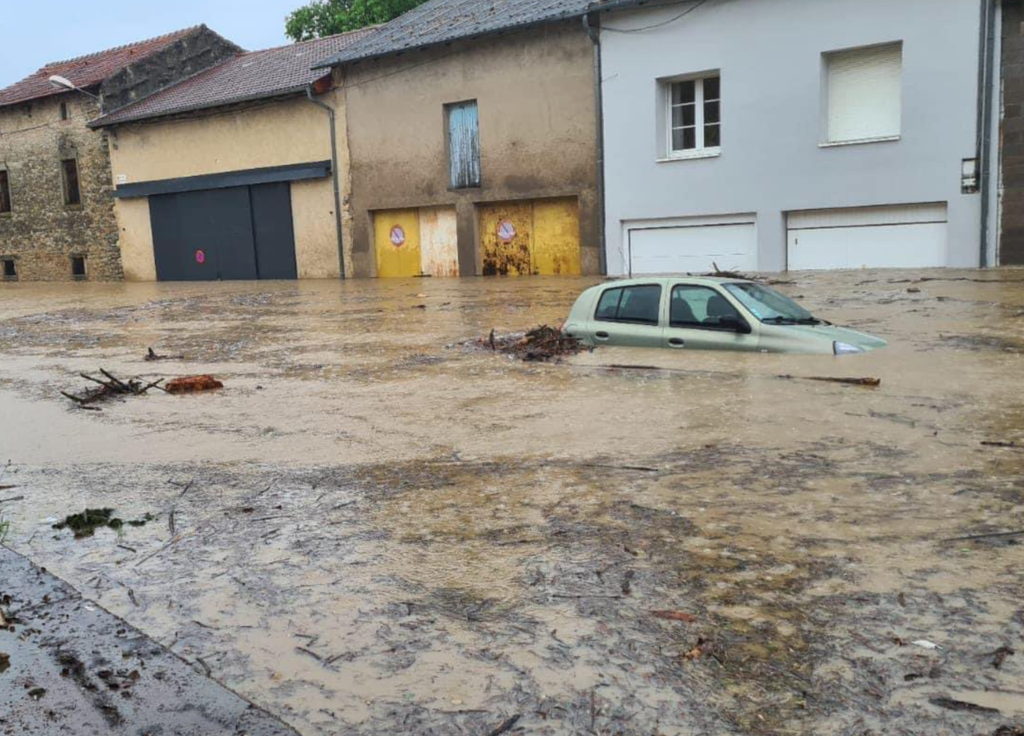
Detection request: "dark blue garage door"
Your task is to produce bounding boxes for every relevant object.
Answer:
[150,182,297,281]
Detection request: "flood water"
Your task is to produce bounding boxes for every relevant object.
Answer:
[1,270,1023,735]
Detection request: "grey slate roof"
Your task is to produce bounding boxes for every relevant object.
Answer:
[314,0,594,69]
[91,27,377,127]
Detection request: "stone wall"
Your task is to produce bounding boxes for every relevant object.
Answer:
[0,95,122,281]
[100,27,241,115]
[1002,0,1024,265]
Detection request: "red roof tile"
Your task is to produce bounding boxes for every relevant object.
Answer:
[0,27,205,108]
[91,28,378,127]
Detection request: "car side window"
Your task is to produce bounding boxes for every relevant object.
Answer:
[671,285,741,329]
[595,285,662,325]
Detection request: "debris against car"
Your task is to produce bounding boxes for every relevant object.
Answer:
[480,326,587,362]
[165,375,224,394]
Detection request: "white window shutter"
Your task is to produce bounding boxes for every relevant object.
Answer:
[827,43,902,143]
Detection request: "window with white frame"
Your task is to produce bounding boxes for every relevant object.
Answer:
[824,42,902,144]
[667,75,720,157]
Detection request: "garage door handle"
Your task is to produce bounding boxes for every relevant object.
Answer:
[595,331,610,340]
[668,338,685,348]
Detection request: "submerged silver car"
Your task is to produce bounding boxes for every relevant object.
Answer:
[564,277,887,355]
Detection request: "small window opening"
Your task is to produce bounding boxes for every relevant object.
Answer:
[0,170,10,214]
[71,255,86,279]
[60,101,69,121]
[61,158,81,205]
[2,259,16,279]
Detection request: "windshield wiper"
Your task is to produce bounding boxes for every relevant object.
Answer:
[762,316,822,325]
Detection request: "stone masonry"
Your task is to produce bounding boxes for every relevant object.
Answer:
[0,95,122,281]
[0,27,239,282]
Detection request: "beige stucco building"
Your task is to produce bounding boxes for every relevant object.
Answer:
[92,31,373,281]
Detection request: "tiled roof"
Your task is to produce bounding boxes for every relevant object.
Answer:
[0,27,204,109]
[91,28,378,127]
[314,0,594,68]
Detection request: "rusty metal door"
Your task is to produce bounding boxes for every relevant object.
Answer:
[374,209,421,277]
[532,198,581,275]
[480,202,534,275]
[418,207,459,277]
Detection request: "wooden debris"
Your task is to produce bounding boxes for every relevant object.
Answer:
[778,375,881,388]
[929,696,1000,714]
[165,375,224,394]
[481,325,586,362]
[944,529,1024,543]
[485,715,521,736]
[651,610,698,623]
[61,369,164,406]
[982,441,1022,449]
[145,347,185,362]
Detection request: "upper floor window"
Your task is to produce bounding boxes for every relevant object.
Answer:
[446,100,481,189]
[60,101,69,121]
[667,74,721,158]
[61,158,81,206]
[0,170,11,214]
[824,42,902,145]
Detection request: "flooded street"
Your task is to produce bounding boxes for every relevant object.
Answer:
[1,270,1024,735]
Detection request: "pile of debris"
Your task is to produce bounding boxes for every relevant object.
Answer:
[60,369,163,409]
[482,325,587,362]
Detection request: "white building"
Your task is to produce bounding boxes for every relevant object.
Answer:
[595,0,999,273]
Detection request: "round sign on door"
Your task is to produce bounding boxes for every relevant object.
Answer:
[195,249,206,264]
[497,220,516,243]
[390,225,406,248]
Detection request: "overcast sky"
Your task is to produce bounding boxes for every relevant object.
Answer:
[0,0,301,88]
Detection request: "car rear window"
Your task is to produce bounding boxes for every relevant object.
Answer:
[595,285,662,325]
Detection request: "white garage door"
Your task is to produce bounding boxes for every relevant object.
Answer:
[627,220,757,275]
[787,203,948,270]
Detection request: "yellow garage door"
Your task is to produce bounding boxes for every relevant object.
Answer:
[533,198,581,276]
[480,201,534,276]
[480,198,580,276]
[374,209,421,278]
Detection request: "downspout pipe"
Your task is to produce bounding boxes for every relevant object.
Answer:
[977,0,997,268]
[307,83,346,278]
[584,12,608,276]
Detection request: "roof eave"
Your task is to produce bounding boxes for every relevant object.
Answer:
[312,9,592,70]
[88,83,319,129]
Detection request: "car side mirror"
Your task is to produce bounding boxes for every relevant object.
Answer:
[719,314,751,334]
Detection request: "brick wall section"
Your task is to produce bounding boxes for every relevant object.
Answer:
[100,28,241,115]
[1002,0,1024,264]
[0,95,122,281]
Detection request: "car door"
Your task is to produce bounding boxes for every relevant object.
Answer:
[663,283,760,351]
[590,283,664,348]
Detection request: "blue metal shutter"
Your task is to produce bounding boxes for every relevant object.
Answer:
[448,101,481,188]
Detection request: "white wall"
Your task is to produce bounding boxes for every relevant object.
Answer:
[598,0,983,273]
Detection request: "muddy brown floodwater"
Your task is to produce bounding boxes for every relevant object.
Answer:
[1,270,1024,735]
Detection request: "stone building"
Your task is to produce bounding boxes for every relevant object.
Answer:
[0,26,239,282]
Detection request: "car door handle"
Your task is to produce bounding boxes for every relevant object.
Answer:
[668,338,685,348]
[595,331,610,340]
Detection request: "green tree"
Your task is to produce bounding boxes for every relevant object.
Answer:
[285,0,429,40]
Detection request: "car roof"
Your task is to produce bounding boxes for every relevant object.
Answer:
[593,275,752,288]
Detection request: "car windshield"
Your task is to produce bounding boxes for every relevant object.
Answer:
[723,282,817,323]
